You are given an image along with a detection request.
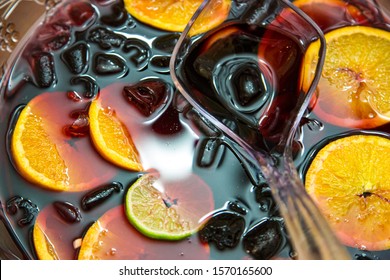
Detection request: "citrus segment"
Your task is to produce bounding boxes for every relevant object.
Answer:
[125,173,214,240]
[89,99,143,171]
[12,105,70,191]
[305,134,390,250]
[33,223,60,260]
[11,93,117,192]
[78,206,210,260]
[124,0,231,34]
[303,25,390,128]
[293,0,368,31]
[33,204,80,260]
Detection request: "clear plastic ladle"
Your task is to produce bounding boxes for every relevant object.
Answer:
[170,0,351,260]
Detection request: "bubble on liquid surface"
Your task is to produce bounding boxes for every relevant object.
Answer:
[254,184,276,214]
[198,211,246,250]
[196,138,224,168]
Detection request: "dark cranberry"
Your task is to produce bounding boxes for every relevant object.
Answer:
[123,79,169,117]
[227,201,247,215]
[38,21,71,51]
[67,90,83,102]
[152,105,182,135]
[63,112,89,137]
[53,201,82,223]
[150,56,171,74]
[152,33,181,53]
[68,1,96,26]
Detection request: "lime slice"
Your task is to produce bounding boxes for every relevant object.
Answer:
[125,174,212,240]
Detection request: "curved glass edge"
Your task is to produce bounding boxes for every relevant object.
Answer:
[169,0,326,168]
[0,0,63,261]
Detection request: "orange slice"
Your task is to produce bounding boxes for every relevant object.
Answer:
[33,204,81,260]
[302,25,390,129]
[124,0,231,34]
[78,206,210,260]
[12,104,70,191]
[293,0,368,30]
[305,134,390,251]
[33,223,60,260]
[89,99,143,171]
[11,93,117,192]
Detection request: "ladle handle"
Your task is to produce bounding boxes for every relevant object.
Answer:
[228,140,350,259]
[263,164,351,260]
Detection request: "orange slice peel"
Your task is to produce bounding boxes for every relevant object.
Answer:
[89,99,143,171]
[124,0,231,34]
[11,104,70,191]
[305,134,390,251]
[302,25,390,129]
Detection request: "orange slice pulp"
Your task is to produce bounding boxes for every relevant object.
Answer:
[89,98,143,171]
[305,134,390,251]
[302,25,390,129]
[11,93,116,192]
[123,0,231,34]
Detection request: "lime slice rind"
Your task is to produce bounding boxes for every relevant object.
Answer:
[125,174,199,241]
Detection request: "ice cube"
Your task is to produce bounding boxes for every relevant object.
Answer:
[38,21,71,52]
[30,51,56,88]
[61,42,89,74]
[101,2,129,27]
[242,219,284,259]
[93,53,127,76]
[122,38,151,71]
[152,33,180,53]
[198,211,246,250]
[88,27,125,50]
[70,76,99,98]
